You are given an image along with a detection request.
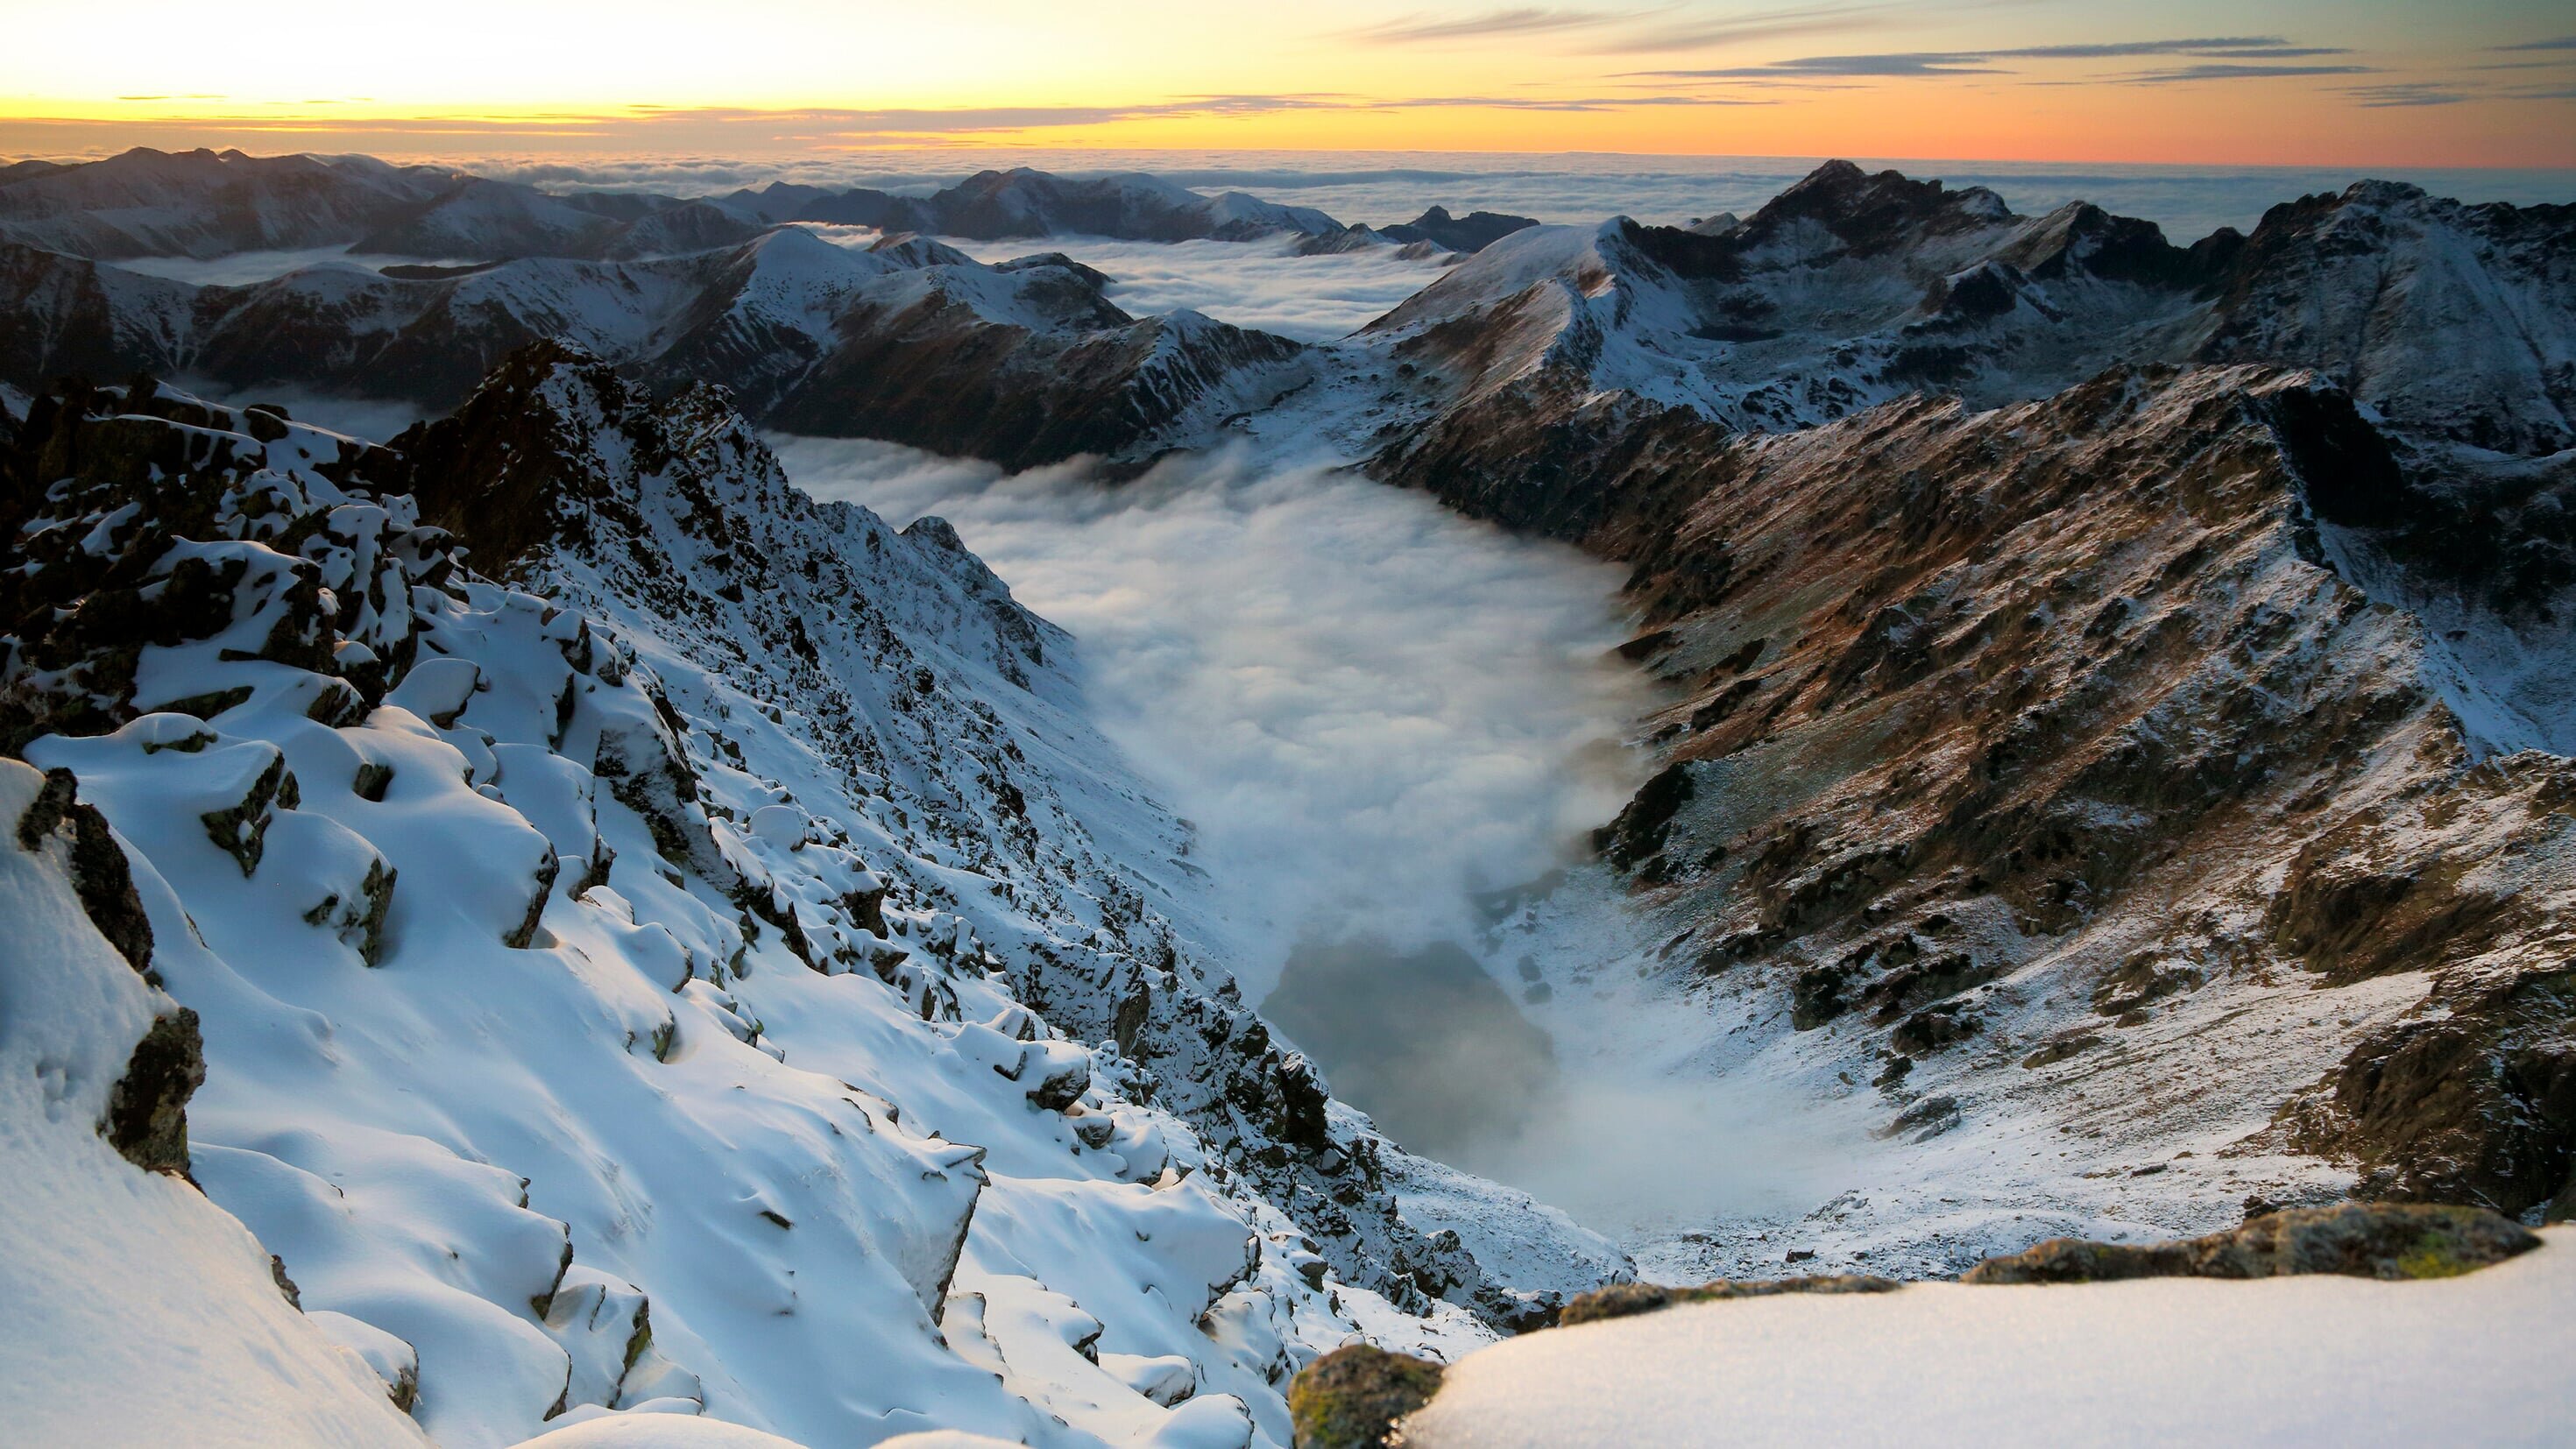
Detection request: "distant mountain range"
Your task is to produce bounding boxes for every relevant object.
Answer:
[0,145,1543,263]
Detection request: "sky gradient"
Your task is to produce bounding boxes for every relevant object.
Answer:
[4,1,2571,166]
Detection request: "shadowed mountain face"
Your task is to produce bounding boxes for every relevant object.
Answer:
[1263,939,1560,1162]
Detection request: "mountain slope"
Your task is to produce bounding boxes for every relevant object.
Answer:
[1355,162,2575,525]
[0,758,431,1447]
[1476,363,2575,1274]
[0,229,1311,468]
[0,146,464,259]
[0,360,1621,1446]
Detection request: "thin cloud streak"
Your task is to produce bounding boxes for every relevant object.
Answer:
[2339,82,2470,108]
[1589,3,1895,55]
[1336,1,1892,56]
[1624,36,2360,83]
[1341,8,1652,46]
[2115,64,2373,83]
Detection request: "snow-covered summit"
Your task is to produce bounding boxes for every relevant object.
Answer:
[1348,160,2575,549]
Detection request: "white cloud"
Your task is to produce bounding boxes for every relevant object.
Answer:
[776,435,1663,998]
[938,233,1458,342]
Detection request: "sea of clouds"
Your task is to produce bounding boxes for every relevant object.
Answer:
[776,436,1662,1000]
[942,234,1452,343]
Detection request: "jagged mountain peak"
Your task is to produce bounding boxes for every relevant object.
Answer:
[1740,159,2015,257]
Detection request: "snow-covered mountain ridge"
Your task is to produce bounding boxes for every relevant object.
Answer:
[0,225,1309,465]
[0,354,1621,1447]
[1352,161,2575,527]
[0,148,1526,268]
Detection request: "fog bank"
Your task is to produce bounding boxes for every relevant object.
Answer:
[778,437,1659,998]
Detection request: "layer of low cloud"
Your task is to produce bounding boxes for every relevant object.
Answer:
[923,231,1458,342]
[777,438,1661,998]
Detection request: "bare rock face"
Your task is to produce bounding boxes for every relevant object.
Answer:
[2289,963,2576,1219]
[106,1006,205,1177]
[16,767,152,973]
[1962,1203,2542,1284]
[14,761,200,1177]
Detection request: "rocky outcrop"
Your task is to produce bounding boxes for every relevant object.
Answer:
[14,762,202,1177]
[1376,206,1539,253]
[1287,1344,1444,1449]
[1963,1203,2542,1283]
[1558,1272,1899,1326]
[2288,961,2576,1219]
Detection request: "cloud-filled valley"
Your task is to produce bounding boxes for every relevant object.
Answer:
[776,435,1662,1000]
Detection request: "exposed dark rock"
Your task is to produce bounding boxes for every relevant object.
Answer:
[1874,1093,1961,1141]
[1376,206,1539,253]
[1964,1202,2541,1284]
[17,768,152,974]
[2020,1034,2101,1070]
[105,1006,203,1177]
[1591,761,1695,874]
[199,753,289,877]
[2292,964,2576,1218]
[1287,1344,1444,1449]
[268,1254,302,1308]
[1559,1272,1900,1326]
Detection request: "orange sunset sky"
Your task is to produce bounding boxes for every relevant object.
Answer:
[2,0,2571,167]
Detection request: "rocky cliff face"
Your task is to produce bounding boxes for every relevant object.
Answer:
[0,356,1619,1445]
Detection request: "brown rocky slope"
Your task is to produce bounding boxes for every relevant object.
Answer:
[1526,361,2573,1233]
